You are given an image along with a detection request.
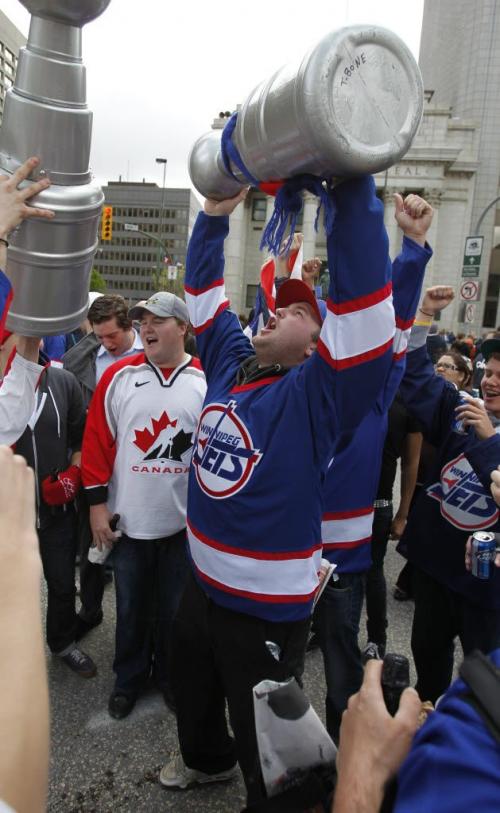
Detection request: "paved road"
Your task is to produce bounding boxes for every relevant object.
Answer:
[46,540,456,812]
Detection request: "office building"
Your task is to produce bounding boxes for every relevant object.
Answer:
[94,181,201,303]
[0,9,25,125]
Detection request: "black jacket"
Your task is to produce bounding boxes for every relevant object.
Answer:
[62,332,100,410]
[15,361,85,529]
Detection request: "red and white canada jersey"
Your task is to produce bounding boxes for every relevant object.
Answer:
[82,352,206,539]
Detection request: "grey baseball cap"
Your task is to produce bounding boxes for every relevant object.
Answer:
[129,292,189,323]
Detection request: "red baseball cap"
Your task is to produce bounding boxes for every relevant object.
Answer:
[275,279,324,327]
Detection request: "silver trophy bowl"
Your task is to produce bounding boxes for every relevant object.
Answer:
[0,0,110,336]
[189,25,424,200]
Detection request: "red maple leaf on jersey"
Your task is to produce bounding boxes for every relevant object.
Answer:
[133,411,178,454]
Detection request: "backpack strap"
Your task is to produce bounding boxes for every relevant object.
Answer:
[459,650,500,743]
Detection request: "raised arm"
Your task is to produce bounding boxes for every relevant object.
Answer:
[399,286,459,444]
[304,175,395,451]
[382,194,434,410]
[0,344,43,446]
[0,156,54,272]
[0,157,55,444]
[184,188,254,382]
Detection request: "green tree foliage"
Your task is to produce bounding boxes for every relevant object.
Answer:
[151,263,185,297]
[89,268,107,293]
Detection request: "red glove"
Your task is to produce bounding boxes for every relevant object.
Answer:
[41,465,82,506]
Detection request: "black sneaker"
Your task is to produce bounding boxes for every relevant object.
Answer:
[362,641,381,664]
[60,647,97,678]
[108,691,137,720]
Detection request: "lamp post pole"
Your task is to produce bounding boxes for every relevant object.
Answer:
[156,157,168,275]
[124,223,168,292]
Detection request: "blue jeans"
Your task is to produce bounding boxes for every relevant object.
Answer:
[112,529,189,697]
[316,573,365,742]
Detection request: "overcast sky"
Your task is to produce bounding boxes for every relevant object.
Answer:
[2,0,425,191]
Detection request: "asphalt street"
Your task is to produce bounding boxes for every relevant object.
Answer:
[45,533,458,813]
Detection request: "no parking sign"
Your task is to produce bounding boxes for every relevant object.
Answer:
[460,280,480,302]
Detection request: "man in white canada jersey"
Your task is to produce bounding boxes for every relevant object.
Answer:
[81,292,206,720]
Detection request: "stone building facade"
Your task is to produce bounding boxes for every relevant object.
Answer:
[419,0,500,332]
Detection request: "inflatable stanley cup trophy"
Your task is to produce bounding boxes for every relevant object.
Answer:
[189,25,424,200]
[0,0,111,336]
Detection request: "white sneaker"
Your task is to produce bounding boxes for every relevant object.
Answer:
[159,751,238,790]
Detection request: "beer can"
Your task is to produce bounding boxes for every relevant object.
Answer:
[471,531,496,580]
[452,395,470,434]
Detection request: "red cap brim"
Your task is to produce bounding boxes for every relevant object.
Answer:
[275,279,323,327]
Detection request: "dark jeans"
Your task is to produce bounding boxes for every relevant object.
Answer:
[411,566,500,703]
[112,529,189,697]
[77,494,105,624]
[316,573,365,743]
[38,509,78,653]
[172,573,310,806]
[365,505,393,652]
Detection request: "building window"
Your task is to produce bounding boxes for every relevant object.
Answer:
[246,284,258,308]
[483,300,497,327]
[252,199,267,222]
[486,275,500,298]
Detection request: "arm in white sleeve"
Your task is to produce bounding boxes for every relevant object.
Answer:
[0,354,43,445]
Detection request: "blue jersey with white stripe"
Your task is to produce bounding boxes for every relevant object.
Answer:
[395,649,500,813]
[321,237,432,574]
[184,176,395,621]
[399,339,500,608]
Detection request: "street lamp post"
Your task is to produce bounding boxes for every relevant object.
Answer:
[156,157,168,275]
[124,222,167,290]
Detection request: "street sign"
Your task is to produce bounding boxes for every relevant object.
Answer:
[462,266,480,278]
[461,235,483,279]
[464,303,476,323]
[124,223,139,231]
[460,280,480,301]
[167,265,178,280]
[465,237,483,256]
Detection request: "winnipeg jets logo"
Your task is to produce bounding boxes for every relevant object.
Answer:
[193,400,262,499]
[427,453,499,530]
[133,411,193,462]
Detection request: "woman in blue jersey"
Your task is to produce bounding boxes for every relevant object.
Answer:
[398,285,500,703]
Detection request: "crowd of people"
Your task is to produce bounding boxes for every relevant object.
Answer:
[0,158,499,813]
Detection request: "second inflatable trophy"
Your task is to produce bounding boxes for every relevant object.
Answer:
[0,0,111,336]
[189,25,424,201]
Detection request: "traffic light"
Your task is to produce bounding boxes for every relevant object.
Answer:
[101,205,113,241]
